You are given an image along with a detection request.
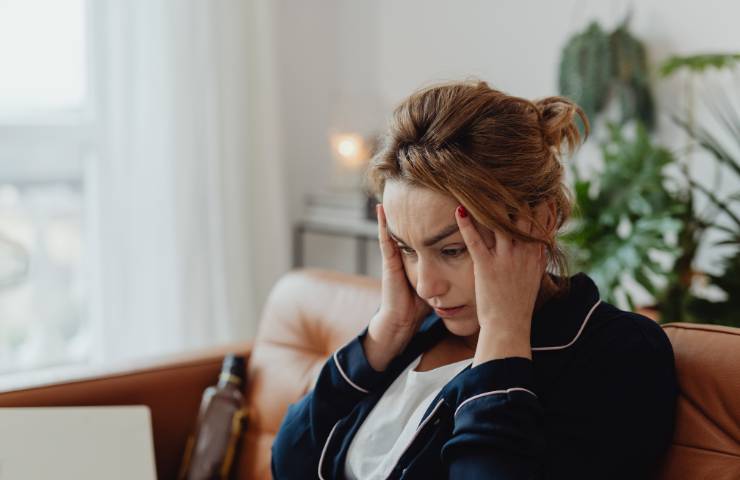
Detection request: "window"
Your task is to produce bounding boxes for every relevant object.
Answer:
[0,0,92,375]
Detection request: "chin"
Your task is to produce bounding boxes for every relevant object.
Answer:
[440,317,480,337]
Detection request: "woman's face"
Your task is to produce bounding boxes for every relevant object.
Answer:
[382,181,495,337]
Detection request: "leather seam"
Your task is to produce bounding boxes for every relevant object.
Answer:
[670,442,740,458]
[681,392,739,448]
[261,339,328,357]
[661,324,740,337]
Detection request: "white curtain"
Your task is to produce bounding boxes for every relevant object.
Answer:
[88,0,290,362]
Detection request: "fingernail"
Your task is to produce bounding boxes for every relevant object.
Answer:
[456,205,467,218]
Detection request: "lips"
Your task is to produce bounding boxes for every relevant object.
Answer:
[433,305,466,317]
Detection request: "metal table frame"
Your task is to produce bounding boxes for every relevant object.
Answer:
[292,217,378,275]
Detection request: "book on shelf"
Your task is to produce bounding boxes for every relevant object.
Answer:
[304,189,376,222]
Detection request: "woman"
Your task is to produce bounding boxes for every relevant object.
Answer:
[272,80,677,479]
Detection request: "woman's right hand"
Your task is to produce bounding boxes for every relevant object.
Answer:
[363,204,432,372]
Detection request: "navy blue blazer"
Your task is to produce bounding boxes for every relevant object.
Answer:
[271,273,677,479]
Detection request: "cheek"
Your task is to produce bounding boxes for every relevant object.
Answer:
[461,261,476,296]
[440,257,475,294]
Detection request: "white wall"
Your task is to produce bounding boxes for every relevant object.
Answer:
[274,0,740,285]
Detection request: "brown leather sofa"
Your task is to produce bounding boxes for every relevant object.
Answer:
[1,269,738,479]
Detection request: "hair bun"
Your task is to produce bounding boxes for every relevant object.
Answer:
[535,96,589,156]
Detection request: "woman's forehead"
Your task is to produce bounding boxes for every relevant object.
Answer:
[383,182,458,239]
[383,181,455,210]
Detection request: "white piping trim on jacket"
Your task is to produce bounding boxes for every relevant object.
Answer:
[531,299,602,352]
[333,351,370,394]
[318,420,341,480]
[389,398,446,475]
[454,387,538,417]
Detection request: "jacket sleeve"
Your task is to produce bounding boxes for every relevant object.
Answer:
[440,356,546,478]
[545,315,678,478]
[440,314,677,479]
[271,327,388,479]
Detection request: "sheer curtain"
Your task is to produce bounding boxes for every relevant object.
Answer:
[88,0,289,362]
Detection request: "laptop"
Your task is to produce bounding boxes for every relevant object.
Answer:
[0,406,157,480]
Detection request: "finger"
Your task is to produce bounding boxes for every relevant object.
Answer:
[485,205,515,256]
[455,205,492,263]
[377,204,394,260]
[514,214,543,261]
[493,224,513,257]
[378,204,406,268]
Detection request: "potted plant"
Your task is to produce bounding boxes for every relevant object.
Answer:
[658,53,740,326]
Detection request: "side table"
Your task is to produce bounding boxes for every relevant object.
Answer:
[292,216,378,275]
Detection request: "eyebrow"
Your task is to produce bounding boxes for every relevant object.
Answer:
[387,223,460,248]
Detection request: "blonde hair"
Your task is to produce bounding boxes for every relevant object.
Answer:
[365,79,589,292]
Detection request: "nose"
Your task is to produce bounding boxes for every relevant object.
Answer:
[414,257,449,302]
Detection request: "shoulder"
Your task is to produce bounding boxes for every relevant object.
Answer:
[580,301,676,376]
[589,301,672,349]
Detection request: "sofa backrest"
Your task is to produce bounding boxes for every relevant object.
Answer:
[658,323,740,479]
[238,269,380,479]
[240,269,740,479]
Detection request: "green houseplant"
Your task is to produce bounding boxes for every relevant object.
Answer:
[559,16,740,326]
[563,123,685,310]
[559,16,655,132]
[658,53,740,326]
[558,18,682,312]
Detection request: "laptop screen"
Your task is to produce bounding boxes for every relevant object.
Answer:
[0,406,157,480]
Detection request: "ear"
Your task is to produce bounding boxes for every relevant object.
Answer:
[533,200,557,237]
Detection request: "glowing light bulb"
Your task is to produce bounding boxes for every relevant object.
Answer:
[337,138,358,158]
[331,133,367,169]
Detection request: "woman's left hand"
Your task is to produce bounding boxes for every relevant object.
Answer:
[454,205,546,366]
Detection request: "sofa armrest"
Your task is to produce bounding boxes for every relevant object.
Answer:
[0,342,252,480]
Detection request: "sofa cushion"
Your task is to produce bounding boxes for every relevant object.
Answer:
[238,269,381,480]
[658,323,740,479]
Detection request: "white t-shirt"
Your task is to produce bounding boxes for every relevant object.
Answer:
[344,354,472,480]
